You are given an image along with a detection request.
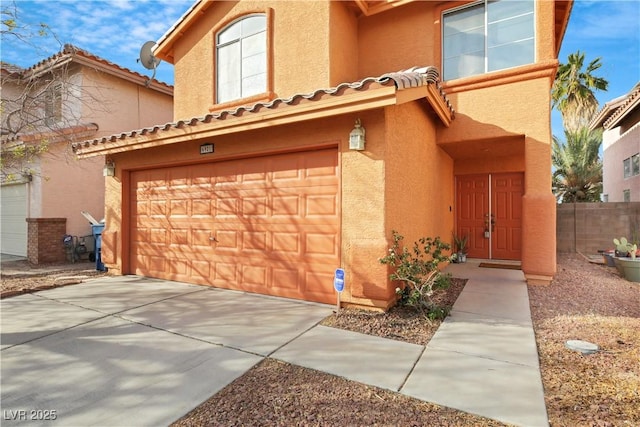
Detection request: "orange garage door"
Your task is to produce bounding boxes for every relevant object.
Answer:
[130,148,340,304]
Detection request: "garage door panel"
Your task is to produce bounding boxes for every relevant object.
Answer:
[131,148,339,304]
[216,197,240,217]
[304,271,335,294]
[272,267,301,291]
[306,194,337,217]
[0,184,28,256]
[242,231,267,252]
[273,232,300,253]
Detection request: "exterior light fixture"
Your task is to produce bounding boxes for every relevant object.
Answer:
[103,160,115,177]
[349,118,365,151]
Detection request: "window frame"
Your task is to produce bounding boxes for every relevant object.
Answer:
[44,83,63,126]
[441,0,536,81]
[214,11,273,106]
[623,154,640,179]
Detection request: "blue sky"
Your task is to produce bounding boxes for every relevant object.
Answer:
[2,0,639,136]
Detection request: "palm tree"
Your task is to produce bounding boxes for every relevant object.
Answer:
[552,127,603,203]
[552,51,609,133]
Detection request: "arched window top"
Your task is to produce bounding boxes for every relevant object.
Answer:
[218,15,266,45]
[216,14,267,104]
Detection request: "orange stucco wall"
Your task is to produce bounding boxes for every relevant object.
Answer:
[329,2,359,86]
[97,0,568,306]
[172,1,334,120]
[385,101,454,253]
[358,1,438,77]
[441,69,557,283]
[103,97,454,308]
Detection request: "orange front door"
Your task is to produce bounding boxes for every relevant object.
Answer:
[456,173,523,260]
[129,148,340,304]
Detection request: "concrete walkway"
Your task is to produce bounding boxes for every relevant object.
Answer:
[1,261,547,427]
[272,260,548,427]
[404,261,548,426]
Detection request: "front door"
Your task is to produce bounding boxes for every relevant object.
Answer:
[456,173,523,260]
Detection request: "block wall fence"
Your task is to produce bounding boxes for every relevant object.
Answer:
[556,202,640,254]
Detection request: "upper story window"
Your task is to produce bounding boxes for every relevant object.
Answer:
[623,153,640,179]
[216,14,267,104]
[443,0,535,81]
[44,83,63,125]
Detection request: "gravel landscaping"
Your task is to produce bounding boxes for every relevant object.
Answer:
[2,253,638,426]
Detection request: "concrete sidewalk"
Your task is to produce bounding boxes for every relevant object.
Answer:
[273,260,548,427]
[403,261,547,426]
[1,262,547,427]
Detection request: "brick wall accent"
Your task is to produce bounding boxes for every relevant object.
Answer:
[557,203,640,254]
[26,218,67,264]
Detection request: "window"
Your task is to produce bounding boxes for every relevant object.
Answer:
[442,0,535,80]
[624,158,632,178]
[45,83,62,125]
[623,154,640,179]
[624,189,631,202]
[216,15,267,104]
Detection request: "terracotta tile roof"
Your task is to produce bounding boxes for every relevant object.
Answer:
[72,66,453,153]
[10,44,172,92]
[2,123,99,146]
[1,62,24,75]
[590,82,640,130]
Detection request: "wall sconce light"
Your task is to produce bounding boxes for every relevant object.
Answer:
[103,160,115,177]
[349,118,365,151]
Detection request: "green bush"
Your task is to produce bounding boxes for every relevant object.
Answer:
[380,231,454,320]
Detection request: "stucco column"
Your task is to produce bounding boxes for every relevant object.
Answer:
[522,135,556,284]
[340,111,394,309]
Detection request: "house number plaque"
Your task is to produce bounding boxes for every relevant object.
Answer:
[200,143,214,155]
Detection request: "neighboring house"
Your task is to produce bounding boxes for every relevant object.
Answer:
[0,45,173,263]
[73,0,572,308]
[590,82,640,202]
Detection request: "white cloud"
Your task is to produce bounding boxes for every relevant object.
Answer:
[569,1,640,41]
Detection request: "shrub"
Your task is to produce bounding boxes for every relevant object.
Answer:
[380,231,454,320]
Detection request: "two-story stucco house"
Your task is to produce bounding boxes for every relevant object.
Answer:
[1,45,173,263]
[73,0,572,309]
[590,82,640,202]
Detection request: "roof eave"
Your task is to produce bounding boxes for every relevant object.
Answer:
[73,67,453,158]
[554,0,574,57]
[19,47,173,95]
[74,85,399,158]
[354,0,415,17]
[154,0,211,64]
[604,95,640,130]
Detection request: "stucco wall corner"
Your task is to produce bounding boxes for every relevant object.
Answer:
[521,192,557,284]
[347,238,394,303]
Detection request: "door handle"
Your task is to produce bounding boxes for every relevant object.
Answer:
[209,235,218,242]
[484,214,495,232]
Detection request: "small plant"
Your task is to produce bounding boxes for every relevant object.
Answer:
[452,233,468,254]
[452,232,469,263]
[380,231,454,320]
[614,237,637,258]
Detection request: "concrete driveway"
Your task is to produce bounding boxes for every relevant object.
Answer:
[1,276,332,426]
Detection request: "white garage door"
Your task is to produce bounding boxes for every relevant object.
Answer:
[1,183,28,256]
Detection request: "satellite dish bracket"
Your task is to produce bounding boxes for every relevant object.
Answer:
[138,41,161,86]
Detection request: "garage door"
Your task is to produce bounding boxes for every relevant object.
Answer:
[0,183,28,256]
[130,148,340,304]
